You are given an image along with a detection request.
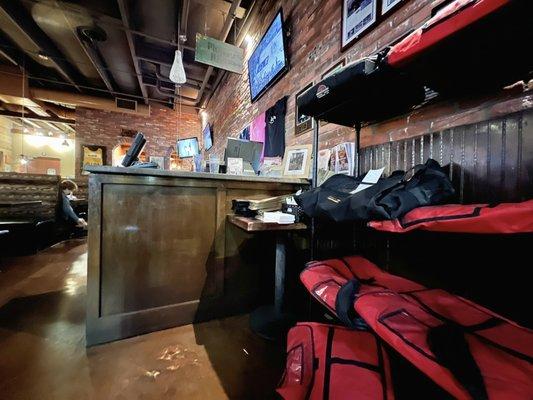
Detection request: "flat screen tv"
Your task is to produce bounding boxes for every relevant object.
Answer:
[247,9,288,102]
[177,137,199,158]
[203,124,213,151]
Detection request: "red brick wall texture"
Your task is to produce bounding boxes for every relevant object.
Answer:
[75,105,201,177]
[205,0,532,158]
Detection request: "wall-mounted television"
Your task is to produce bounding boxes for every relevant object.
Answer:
[203,124,213,151]
[177,137,199,158]
[247,9,289,102]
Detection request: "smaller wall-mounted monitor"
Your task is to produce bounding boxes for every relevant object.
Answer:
[177,137,199,158]
[247,9,289,102]
[203,124,213,151]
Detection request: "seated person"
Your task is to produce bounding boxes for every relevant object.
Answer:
[60,180,87,228]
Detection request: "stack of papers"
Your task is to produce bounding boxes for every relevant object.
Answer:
[247,195,292,212]
[257,211,295,224]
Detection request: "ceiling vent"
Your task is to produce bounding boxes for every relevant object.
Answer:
[115,98,137,111]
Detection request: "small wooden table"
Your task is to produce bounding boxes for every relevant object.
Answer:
[228,214,307,340]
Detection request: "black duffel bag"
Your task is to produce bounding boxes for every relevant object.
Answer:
[296,159,454,222]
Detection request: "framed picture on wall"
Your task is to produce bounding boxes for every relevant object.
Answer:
[295,82,315,135]
[382,0,403,15]
[282,144,312,179]
[342,0,377,50]
[320,59,346,126]
[81,144,106,174]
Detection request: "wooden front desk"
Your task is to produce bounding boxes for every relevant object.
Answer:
[85,166,308,346]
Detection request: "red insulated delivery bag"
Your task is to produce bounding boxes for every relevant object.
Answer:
[277,322,394,400]
[367,200,533,234]
[300,256,533,399]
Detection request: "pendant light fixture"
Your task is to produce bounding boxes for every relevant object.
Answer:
[169,50,186,84]
[169,17,186,84]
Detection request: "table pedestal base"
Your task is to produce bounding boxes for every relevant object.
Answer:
[249,305,295,341]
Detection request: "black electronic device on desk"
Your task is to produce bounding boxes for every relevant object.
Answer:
[121,132,158,168]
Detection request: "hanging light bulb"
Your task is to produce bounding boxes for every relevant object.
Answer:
[169,50,186,84]
[23,127,29,133]
[48,131,53,136]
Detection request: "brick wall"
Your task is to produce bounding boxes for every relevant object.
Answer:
[75,104,201,177]
[205,0,532,158]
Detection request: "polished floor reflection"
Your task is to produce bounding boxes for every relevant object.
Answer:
[0,240,284,399]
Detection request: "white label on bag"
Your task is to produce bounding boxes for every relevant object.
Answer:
[350,167,385,194]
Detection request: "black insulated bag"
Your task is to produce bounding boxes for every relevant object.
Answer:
[296,159,454,222]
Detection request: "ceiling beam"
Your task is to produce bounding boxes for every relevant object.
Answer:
[194,0,242,106]
[0,109,75,125]
[0,0,85,92]
[193,0,246,19]
[116,0,148,105]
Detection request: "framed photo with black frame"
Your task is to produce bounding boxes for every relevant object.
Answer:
[341,0,377,51]
[319,59,346,126]
[295,82,314,135]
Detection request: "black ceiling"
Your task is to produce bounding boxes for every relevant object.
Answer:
[0,0,255,108]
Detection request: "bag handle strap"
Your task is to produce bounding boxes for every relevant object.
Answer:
[428,324,488,400]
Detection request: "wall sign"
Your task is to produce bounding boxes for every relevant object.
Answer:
[81,144,106,174]
[195,34,244,74]
[342,0,377,50]
[295,82,315,135]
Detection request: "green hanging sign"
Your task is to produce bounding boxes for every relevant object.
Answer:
[195,34,244,74]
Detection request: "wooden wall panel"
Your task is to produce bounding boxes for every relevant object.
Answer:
[359,110,532,203]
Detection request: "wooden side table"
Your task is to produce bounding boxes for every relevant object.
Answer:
[227,214,307,340]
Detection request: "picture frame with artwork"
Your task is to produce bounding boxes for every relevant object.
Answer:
[382,0,403,15]
[295,82,314,135]
[81,144,106,174]
[320,59,346,126]
[341,0,377,51]
[149,156,166,169]
[282,144,312,179]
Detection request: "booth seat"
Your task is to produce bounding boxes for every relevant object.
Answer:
[0,172,74,254]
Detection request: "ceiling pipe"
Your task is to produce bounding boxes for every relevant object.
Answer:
[76,26,117,93]
[31,87,151,116]
[194,0,242,106]
[141,79,198,103]
[0,0,85,92]
[33,100,76,120]
[179,0,190,41]
[151,64,212,91]
[0,109,75,125]
[116,0,149,104]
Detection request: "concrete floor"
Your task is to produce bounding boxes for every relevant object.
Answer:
[0,240,284,399]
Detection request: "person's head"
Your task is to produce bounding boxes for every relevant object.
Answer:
[60,179,78,195]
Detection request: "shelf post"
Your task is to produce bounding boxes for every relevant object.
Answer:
[355,122,361,176]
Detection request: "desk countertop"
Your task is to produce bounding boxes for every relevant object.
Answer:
[85,166,309,185]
